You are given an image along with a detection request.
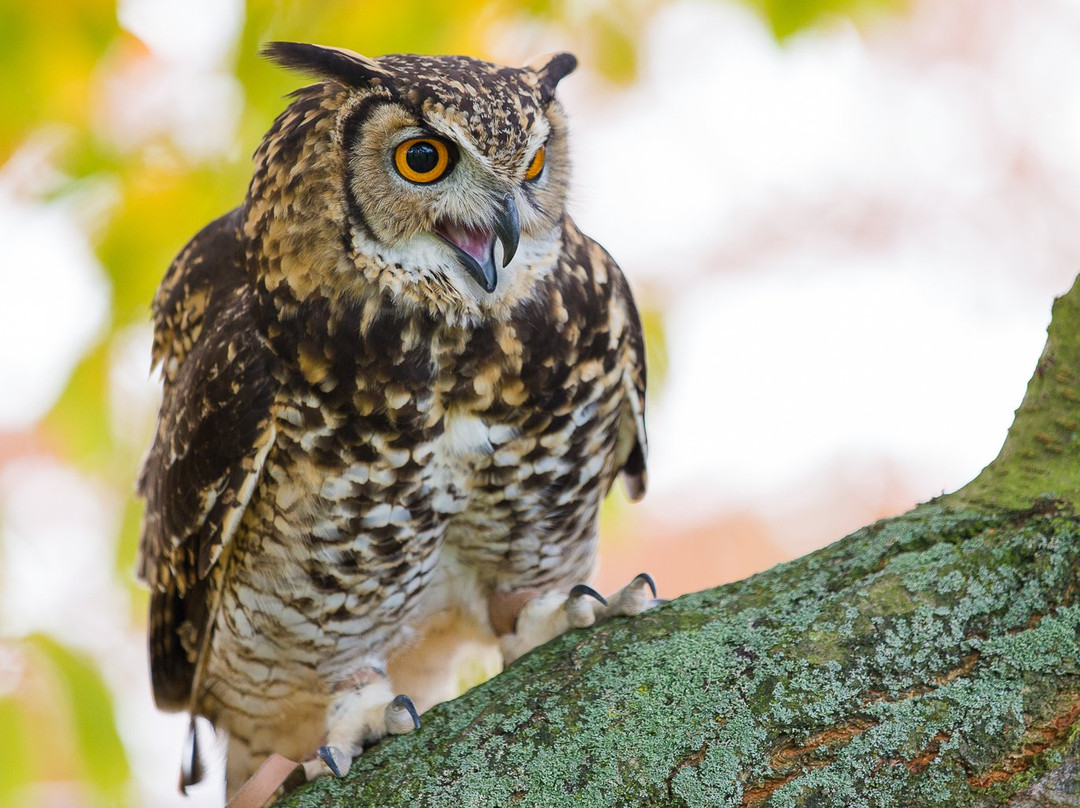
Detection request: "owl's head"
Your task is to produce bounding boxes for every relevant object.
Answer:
[253,42,577,315]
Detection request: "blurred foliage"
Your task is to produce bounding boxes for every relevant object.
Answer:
[0,635,128,805]
[0,0,116,160]
[746,0,907,38]
[0,0,905,803]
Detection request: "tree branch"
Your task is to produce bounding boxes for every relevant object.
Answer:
[276,276,1080,808]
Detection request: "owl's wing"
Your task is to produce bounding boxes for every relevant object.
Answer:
[136,208,278,711]
[610,258,648,502]
[567,221,649,501]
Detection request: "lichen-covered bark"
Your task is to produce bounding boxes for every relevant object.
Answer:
[955,274,1080,510]
[275,276,1080,808]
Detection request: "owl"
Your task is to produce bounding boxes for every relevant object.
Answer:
[136,42,652,799]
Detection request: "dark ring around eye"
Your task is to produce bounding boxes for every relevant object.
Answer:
[395,138,454,183]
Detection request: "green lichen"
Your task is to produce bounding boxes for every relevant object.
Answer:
[955,276,1080,510]
[275,507,1080,808]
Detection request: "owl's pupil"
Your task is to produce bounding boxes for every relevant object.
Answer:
[406,143,439,174]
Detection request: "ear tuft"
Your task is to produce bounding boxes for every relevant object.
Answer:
[261,42,392,89]
[528,52,578,101]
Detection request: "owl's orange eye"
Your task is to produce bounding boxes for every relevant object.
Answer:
[394,138,454,184]
[524,146,546,181]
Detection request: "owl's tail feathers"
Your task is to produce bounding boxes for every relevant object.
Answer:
[179,717,205,793]
[224,754,304,808]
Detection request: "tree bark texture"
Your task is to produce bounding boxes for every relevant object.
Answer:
[275,276,1080,808]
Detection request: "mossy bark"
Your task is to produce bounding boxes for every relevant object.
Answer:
[275,276,1080,808]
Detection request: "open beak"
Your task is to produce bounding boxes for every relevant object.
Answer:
[435,194,520,294]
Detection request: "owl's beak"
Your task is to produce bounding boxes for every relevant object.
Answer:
[435,195,519,294]
[493,194,520,269]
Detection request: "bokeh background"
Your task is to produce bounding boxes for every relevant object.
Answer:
[3,0,1080,804]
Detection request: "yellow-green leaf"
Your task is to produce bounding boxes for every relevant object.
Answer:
[26,634,130,796]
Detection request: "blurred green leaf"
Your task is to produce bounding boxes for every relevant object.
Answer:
[0,692,31,803]
[508,0,559,16]
[118,495,150,620]
[43,340,112,467]
[99,161,249,326]
[27,634,130,797]
[590,8,640,82]
[599,299,664,532]
[743,0,910,39]
[640,300,668,398]
[0,0,118,160]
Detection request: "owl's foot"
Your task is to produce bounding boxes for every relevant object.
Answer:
[316,695,420,778]
[498,585,607,664]
[498,575,662,664]
[302,682,420,781]
[596,572,662,619]
[385,694,424,735]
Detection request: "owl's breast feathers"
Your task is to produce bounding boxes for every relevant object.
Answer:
[136,206,645,711]
[254,213,646,502]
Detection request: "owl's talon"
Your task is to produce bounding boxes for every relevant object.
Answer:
[386,694,421,735]
[305,693,416,782]
[566,584,607,628]
[601,572,661,619]
[499,576,658,665]
[637,572,657,598]
[317,745,350,778]
[500,585,605,663]
[569,584,607,604]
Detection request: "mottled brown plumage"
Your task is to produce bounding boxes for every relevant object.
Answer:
[137,42,648,798]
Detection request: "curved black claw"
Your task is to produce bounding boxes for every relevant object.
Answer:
[564,584,607,629]
[388,694,421,732]
[604,572,661,618]
[569,584,608,606]
[317,745,347,778]
[633,572,657,599]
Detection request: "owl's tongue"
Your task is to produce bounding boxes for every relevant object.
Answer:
[438,222,494,265]
[433,199,519,295]
[435,220,499,293]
